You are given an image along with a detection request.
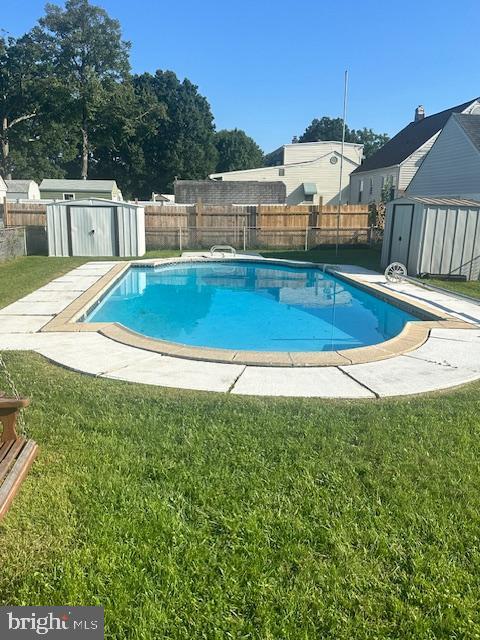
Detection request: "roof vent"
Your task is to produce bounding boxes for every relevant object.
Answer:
[415,105,425,122]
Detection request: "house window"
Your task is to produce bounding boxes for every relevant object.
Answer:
[63,193,75,201]
[279,168,285,176]
[304,193,314,202]
[358,180,364,203]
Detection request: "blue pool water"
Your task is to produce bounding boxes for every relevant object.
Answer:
[84,261,418,352]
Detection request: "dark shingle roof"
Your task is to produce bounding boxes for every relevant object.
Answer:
[352,98,478,174]
[454,113,480,152]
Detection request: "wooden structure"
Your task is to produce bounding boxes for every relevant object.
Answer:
[0,396,37,520]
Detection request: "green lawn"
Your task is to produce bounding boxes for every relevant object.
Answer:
[0,251,179,308]
[261,246,382,271]
[1,251,480,639]
[421,277,480,301]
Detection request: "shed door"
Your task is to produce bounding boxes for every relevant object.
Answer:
[70,206,117,256]
[389,204,414,265]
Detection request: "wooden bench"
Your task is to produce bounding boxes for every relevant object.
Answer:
[0,397,38,520]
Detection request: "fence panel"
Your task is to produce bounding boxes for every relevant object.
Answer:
[0,227,26,261]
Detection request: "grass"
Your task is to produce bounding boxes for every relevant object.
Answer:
[1,249,480,638]
[261,246,382,271]
[0,251,179,308]
[421,277,480,300]
[1,354,480,639]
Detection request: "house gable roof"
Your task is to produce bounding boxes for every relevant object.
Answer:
[40,179,117,192]
[210,150,359,179]
[5,180,36,191]
[352,98,479,174]
[454,113,480,153]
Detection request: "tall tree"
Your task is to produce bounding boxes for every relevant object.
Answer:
[350,127,390,159]
[299,117,346,144]
[214,129,263,173]
[0,35,44,178]
[133,71,217,196]
[298,116,389,158]
[31,0,131,178]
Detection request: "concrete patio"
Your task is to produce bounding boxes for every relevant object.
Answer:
[0,260,479,398]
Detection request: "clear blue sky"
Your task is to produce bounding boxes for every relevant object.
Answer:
[3,0,480,152]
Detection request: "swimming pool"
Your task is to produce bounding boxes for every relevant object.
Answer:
[83,260,419,352]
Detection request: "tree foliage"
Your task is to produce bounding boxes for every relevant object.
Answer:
[0,0,391,197]
[299,116,389,158]
[214,129,263,173]
[31,0,131,178]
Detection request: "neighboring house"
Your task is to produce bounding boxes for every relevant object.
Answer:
[209,141,364,205]
[350,98,480,204]
[39,179,122,201]
[0,175,6,202]
[5,180,40,201]
[407,114,480,200]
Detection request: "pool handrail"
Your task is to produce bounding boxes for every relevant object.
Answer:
[210,245,237,257]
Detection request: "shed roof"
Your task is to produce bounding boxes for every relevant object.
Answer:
[454,113,480,152]
[40,179,117,191]
[394,196,480,207]
[352,98,479,174]
[5,180,36,191]
[46,197,141,208]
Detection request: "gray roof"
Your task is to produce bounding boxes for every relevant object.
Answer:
[397,196,480,207]
[352,98,479,174]
[40,179,117,191]
[454,113,480,152]
[5,180,36,191]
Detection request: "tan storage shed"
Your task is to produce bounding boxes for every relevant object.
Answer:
[382,196,480,280]
[47,198,145,257]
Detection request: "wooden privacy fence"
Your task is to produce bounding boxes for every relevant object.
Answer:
[1,200,372,251]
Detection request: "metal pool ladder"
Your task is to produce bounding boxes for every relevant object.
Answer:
[210,245,237,257]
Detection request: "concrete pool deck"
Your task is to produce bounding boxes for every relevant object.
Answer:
[0,258,479,398]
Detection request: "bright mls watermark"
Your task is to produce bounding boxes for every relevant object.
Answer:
[0,607,104,639]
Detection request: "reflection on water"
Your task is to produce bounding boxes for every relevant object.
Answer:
[86,262,418,352]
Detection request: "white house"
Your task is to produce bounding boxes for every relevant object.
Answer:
[0,176,6,202]
[5,180,41,201]
[407,114,480,200]
[209,141,364,205]
[350,98,480,204]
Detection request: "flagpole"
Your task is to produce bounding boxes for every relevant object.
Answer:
[336,70,348,256]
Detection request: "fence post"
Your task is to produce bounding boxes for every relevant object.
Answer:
[305,226,309,252]
[243,225,246,252]
[179,226,183,252]
[3,197,8,227]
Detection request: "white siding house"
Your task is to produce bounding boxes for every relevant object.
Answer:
[209,141,363,205]
[0,175,7,202]
[350,98,480,204]
[5,180,41,201]
[407,114,480,200]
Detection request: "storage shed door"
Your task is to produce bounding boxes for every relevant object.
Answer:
[70,206,117,256]
[389,204,414,265]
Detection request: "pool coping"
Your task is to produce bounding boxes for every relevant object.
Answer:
[40,256,474,368]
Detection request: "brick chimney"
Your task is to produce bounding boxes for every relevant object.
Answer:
[415,105,425,122]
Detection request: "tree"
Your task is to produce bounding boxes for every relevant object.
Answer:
[0,35,43,178]
[214,129,263,173]
[299,117,347,144]
[298,116,389,158]
[351,127,390,159]
[132,71,217,196]
[31,0,131,178]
